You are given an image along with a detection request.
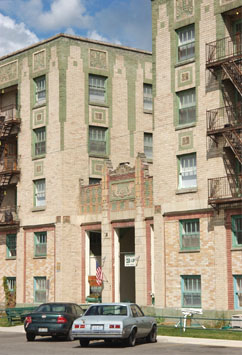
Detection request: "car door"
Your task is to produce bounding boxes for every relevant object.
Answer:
[130,304,146,337]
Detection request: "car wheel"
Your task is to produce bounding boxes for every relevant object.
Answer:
[126,329,136,347]
[65,327,74,341]
[26,333,35,342]
[146,325,157,343]
[79,339,89,347]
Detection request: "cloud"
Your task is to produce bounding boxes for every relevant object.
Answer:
[23,0,91,32]
[87,30,121,46]
[0,13,38,57]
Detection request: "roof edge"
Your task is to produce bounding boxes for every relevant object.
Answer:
[0,33,152,61]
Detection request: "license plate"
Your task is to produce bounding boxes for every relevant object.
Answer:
[38,328,48,332]
[91,325,103,330]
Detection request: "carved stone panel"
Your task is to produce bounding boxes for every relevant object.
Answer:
[0,61,18,85]
[89,49,108,70]
[175,0,194,21]
[33,50,46,72]
[110,180,135,201]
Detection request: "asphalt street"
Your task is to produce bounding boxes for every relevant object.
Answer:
[0,326,242,355]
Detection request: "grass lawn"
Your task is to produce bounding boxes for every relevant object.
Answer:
[157,325,242,341]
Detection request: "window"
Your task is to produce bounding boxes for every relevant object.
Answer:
[143,84,152,111]
[181,275,201,307]
[180,219,200,250]
[35,76,46,104]
[89,75,107,103]
[234,275,242,309]
[177,88,196,125]
[7,277,16,292]
[178,153,197,189]
[34,232,47,257]
[34,127,46,156]
[89,178,101,185]
[89,126,107,155]
[34,277,47,303]
[6,234,16,258]
[34,179,46,207]
[177,25,195,62]
[144,133,153,159]
[232,215,242,247]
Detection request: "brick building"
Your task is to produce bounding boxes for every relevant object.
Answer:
[0,0,241,315]
[0,34,153,306]
[152,0,242,312]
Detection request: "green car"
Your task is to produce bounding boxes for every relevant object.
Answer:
[23,302,84,342]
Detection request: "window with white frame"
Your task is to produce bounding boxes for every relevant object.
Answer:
[234,275,242,309]
[34,179,46,207]
[177,25,195,62]
[178,153,197,189]
[34,127,46,156]
[178,88,196,125]
[89,126,107,155]
[6,234,16,258]
[180,219,200,250]
[7,277,16,292]
[232,215,242,247]
[34,277,47,303]
[144,133,153,159]
[34,232,47,257]
[35,76,46,104]
[181,275,201,307]
[89,75,107,103]
[143,84,152,111]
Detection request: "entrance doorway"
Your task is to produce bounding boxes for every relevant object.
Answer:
[119,227,135,303]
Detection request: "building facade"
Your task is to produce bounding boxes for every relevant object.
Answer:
[0,34,153,306]
[152,0,242,312]
[0,0,242,315]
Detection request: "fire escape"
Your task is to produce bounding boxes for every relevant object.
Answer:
[206,31,242,208]
[0,104,20,224]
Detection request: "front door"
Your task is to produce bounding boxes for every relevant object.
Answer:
[119,227,135,303]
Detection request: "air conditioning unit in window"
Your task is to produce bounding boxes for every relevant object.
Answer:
[231,314,242,328]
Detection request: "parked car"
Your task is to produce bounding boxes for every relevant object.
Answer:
[72,302,157,347]
[23,302,84,341]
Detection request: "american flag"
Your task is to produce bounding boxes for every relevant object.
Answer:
[96,261,103,286]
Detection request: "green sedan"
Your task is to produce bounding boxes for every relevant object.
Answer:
[23,302,84,342]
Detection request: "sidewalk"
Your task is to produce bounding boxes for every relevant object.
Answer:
[0,326,242,347]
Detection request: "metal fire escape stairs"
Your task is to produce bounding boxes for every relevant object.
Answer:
[221,60,242,166]
[0,113,20,206]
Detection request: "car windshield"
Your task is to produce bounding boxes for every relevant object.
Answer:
[36,304,68,313]
[85,305,127,316]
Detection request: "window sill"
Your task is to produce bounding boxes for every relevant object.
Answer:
[6,257,16,260]
[89,153,109,159]
[34,256,47,259]
[176,187,197,194]
[175,58,195,68]
[33,101,46,109]
[32,155,46,160]
[179,249,200,253]
[175,122,196,130]
[89,101,109,108]
[231,247,242,251]
[32,206,46,212]
[143,109,153,115]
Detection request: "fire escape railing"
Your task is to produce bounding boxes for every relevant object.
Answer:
[207,105,242,132]
[206,33,242,66]
[208,176,242,204]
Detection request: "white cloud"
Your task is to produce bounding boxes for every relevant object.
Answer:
[36,0,91,31]
[0,13,38,57]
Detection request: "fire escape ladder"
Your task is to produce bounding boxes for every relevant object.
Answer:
[222,129,242,165]
[0,173,12,206]
[221,61,242,97]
